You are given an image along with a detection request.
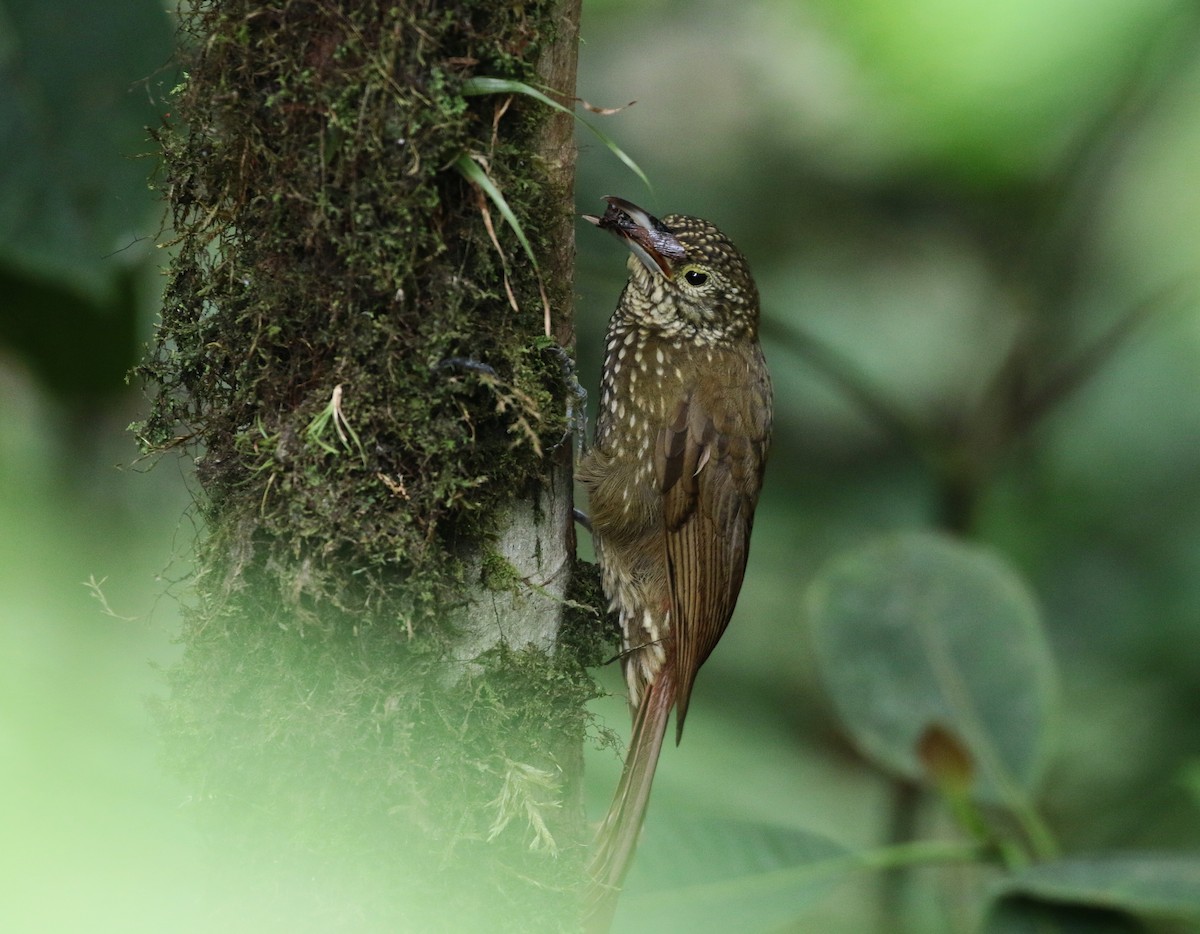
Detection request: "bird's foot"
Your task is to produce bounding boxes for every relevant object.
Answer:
[542,343,588,459]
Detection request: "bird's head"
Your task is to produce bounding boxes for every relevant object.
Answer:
[584,196,759,342]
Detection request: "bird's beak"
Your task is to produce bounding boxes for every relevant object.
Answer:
[583,196,687,279]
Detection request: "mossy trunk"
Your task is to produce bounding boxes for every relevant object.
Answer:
[137,1,601,930]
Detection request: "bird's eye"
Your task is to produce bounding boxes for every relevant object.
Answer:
[683,269,709,286]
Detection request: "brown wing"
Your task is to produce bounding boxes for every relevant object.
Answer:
[654,347,771,741]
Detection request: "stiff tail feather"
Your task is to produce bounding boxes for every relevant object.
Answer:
[584,666,676,933]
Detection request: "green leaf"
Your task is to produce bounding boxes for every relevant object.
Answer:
[615,817,848,934]
[807,531,1058,810]
[983,854,1200,931]
[461,76,652,193]
[453,153,539,271]
[453,152,554,334]
[982,899,1142,934]
[0,0,173,299]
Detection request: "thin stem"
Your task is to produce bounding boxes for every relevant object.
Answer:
[850,838,992,874]
[1008,794,1060,864]
[762,316,934,462]
[879,779,922,928]
[628,837,991,909]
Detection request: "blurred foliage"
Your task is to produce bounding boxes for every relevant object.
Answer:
[3,0,1200,931]
[0,0,172,400]
[576,0,1200,931]
[984,854,1200,932]
[807,532,1057,814]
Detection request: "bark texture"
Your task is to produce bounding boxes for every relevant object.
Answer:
[138,2,597,930]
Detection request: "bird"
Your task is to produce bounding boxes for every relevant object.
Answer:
[577,196,773,929]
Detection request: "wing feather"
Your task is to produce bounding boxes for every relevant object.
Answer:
[654,347,771,741]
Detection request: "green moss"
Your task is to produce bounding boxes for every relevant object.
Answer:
[481,551,523,593]
[138,0,576,639]
[559,558,617,670]
[155,615,601,929]
[137,0,585,624]
[136,1,602,929]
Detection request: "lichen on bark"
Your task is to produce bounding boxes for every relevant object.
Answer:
[135,0,600,928]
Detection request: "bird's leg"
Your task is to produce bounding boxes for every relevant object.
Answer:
[550,343,593,530]
[436,351,589,460]
[543,345,593,528]
[433,356,499,377]
[541,343,589,459]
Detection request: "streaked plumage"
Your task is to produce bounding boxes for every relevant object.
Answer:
[578,198,772,929]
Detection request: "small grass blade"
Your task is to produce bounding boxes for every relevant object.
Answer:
[462,76,651,193]
[455,153,538,269]
[454,154,553,335]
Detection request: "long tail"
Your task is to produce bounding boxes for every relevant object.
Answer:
[584,666,676,933]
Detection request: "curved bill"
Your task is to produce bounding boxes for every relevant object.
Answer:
[582,196,687,279]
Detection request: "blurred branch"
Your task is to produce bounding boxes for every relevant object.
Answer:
[1014,280,1194,436]
[943,11,1200,533]
[937,283,1178,534]
[1017,4,1200,307]
[762,315,934,460]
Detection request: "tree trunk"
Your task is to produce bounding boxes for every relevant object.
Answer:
[138,2,596,930]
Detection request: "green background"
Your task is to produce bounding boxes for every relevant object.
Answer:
[4,0,1199,930]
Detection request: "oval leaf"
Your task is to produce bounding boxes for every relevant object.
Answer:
[0,0,172,298]
[615,817,848,934]
[807,531,1057,806]
[984,853,1200,930]
[982,898,1142,934]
